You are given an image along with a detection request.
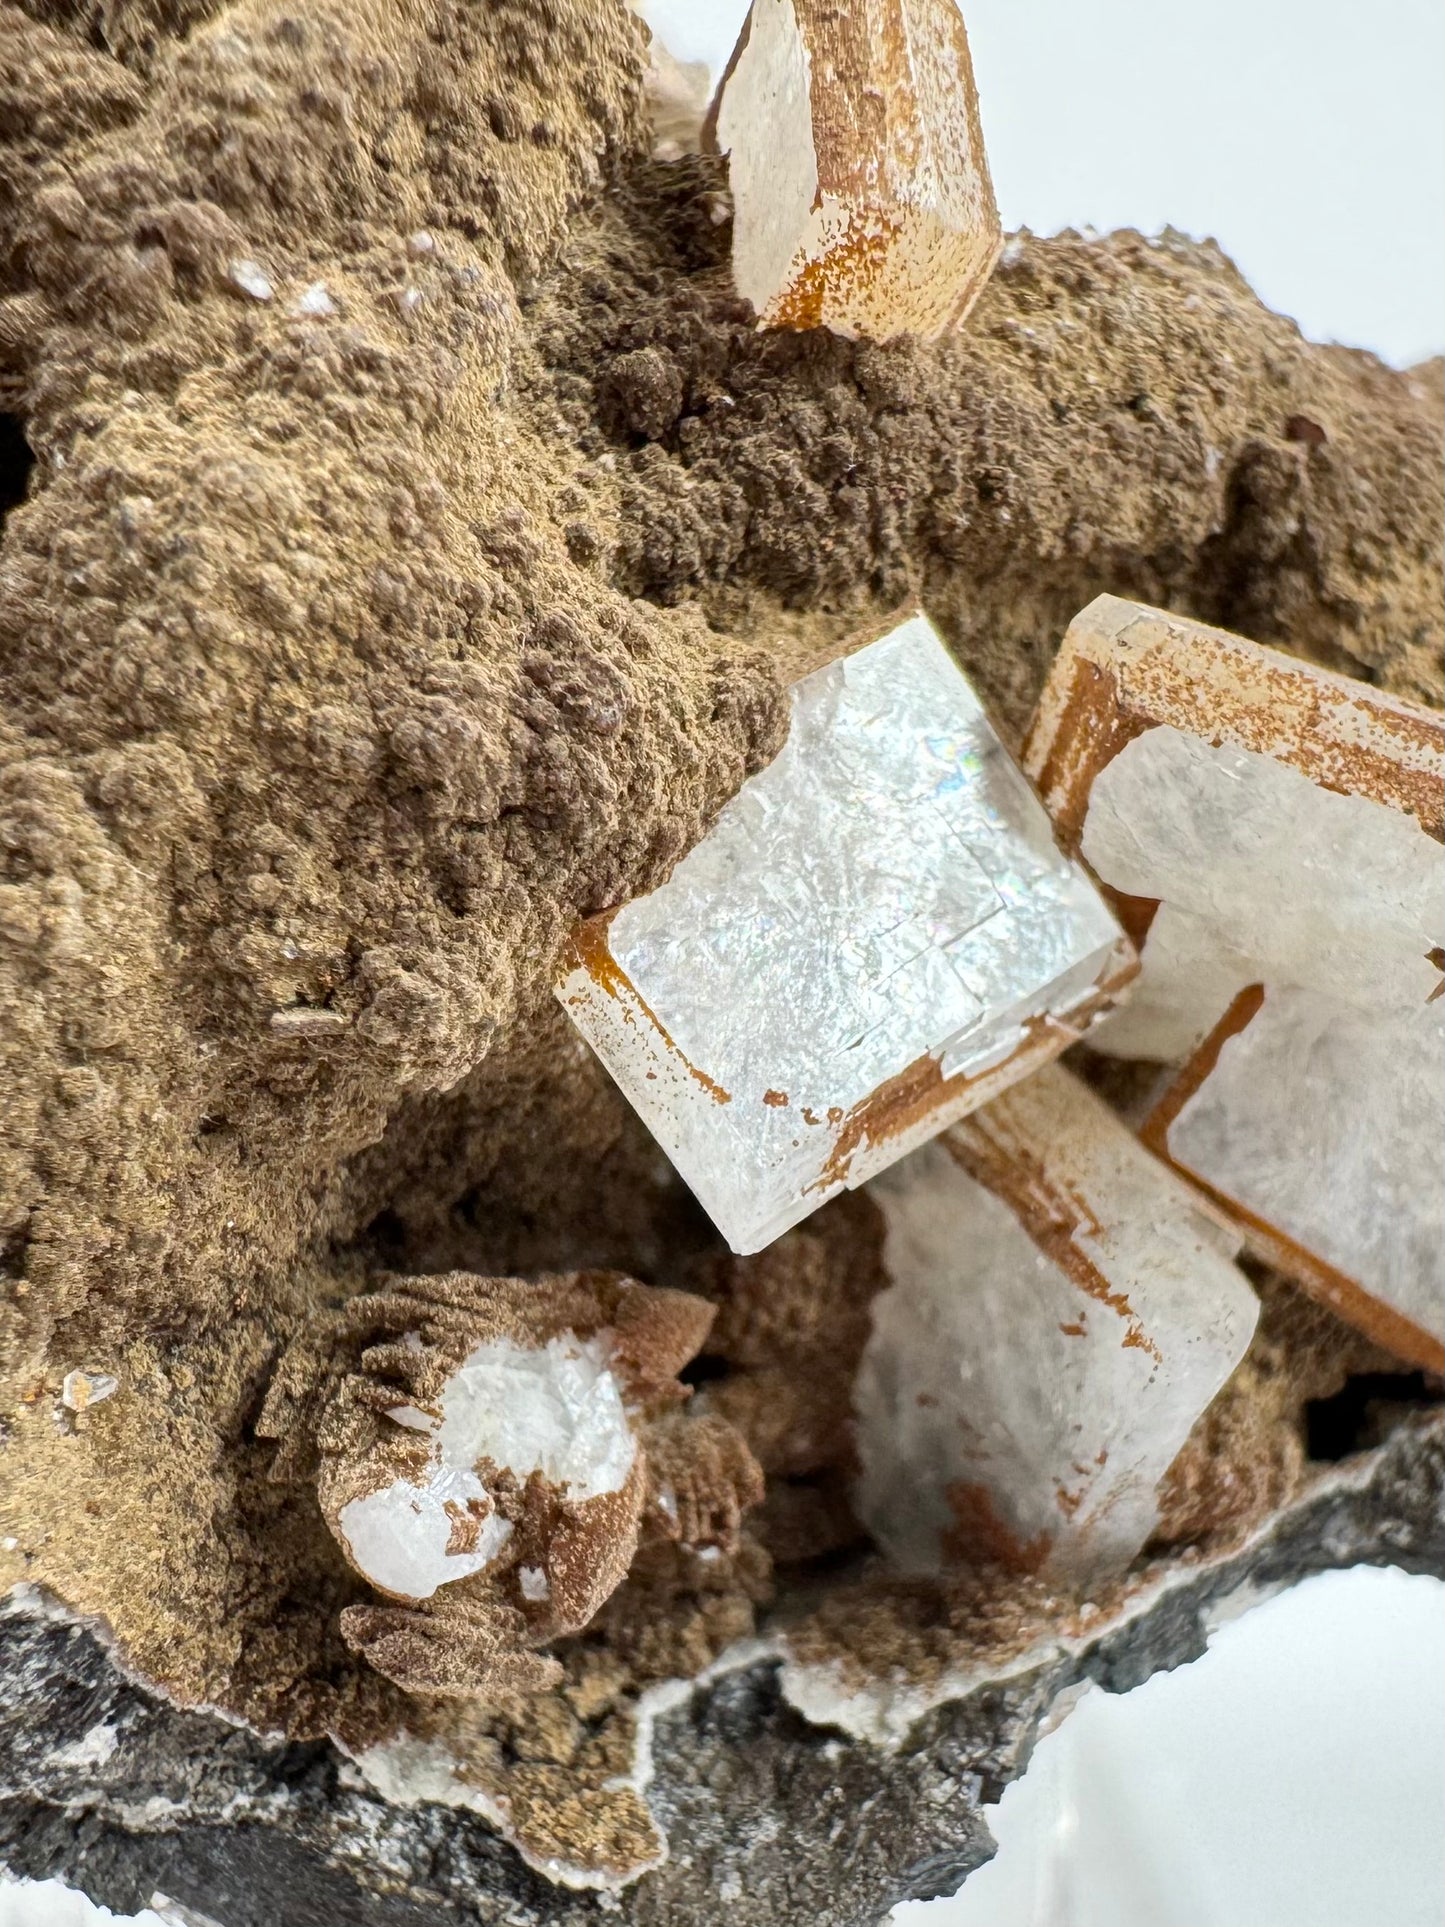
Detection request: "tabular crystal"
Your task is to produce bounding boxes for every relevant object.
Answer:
[1024,594,1445,1368]
[708,0,1002,340]
[557,611,1134,1255]
[1144,988,1445,1371]
[854,1062,1259,1584]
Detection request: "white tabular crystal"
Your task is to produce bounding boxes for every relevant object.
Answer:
[1081,725,1442,1061]
[338,1469,513,1600]
[1023,597,1445,1364]
[557,612,1133,1255]
[1160,989,1445,1364]
[431,1335,637,1500]
[712,0,1002,339]
[337,1334,636,1600]
[854,1063,1258,1584]
[1023,595,1445,1066]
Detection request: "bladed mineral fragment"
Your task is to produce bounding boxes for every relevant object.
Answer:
[708,0,1002,338]
[258,1271,763,1697]
[854,1061,1260,1584]
[556,611,1135,1254]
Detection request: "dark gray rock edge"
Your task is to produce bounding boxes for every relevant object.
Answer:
[3,1414,1442,1927]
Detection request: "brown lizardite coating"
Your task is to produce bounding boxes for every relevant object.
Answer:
[682,1191,887,1535]
[259,1269,762,1695]
[8,4,232,79]
[1151,1268,1396,1553]
[641,1406,765,1550]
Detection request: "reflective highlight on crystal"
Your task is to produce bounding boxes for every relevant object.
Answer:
[557,614,1133,1254]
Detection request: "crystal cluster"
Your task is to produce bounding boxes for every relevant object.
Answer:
[1025,595,1445,1370]
[708,0,1002,339]
[557,612,1135,1254]
[260,1271,763,1694]
[854,1062,1259,1583]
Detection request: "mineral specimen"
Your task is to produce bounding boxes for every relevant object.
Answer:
[259,1271,763,1695]
[854,1062,1259,1583]
[1144,989,1445,1371]
[708,0,1002,338]
[557,612,1135,1254]
[336,1333,636,1600]
[1023,596,1444,1364]
[3,1,1442,1920]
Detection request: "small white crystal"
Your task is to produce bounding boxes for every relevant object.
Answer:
[712,0,1002,339]
[385,1403,435,1433]
[228,258,274,302]
[292,280,337,317]
[558,611,1132,1254]
[518,1564,551,1602]
[1157,988,1445,1367]
[406,230,436,258]
[432,1334,637,1500]
[60,1370,118,1413]
[854,1063,1258,1583]
[337,1333,636,1600]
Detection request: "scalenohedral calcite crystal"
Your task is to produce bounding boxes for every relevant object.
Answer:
[708,0,1002,338]
[557,611,1134,1253]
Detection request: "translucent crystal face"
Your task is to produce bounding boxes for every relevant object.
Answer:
[337,1335,636,1600]
[1022,596,1445,1359]
[338,1470,513,1600]
[853,1065,1258,1584]
[713,0,1001,339]
[557,614,1132,1254]
[1081,725,1443,1062]
[1162,990,1445,1359]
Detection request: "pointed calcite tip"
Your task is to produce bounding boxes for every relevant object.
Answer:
[710,0,1002,340]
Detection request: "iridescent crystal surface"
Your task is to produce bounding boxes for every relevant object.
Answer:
[557,614,1132,1253]
[854,1064,1259,1584]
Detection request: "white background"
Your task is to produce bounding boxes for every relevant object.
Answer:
[4,5,1442,1924]
[644,0,1445,366]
